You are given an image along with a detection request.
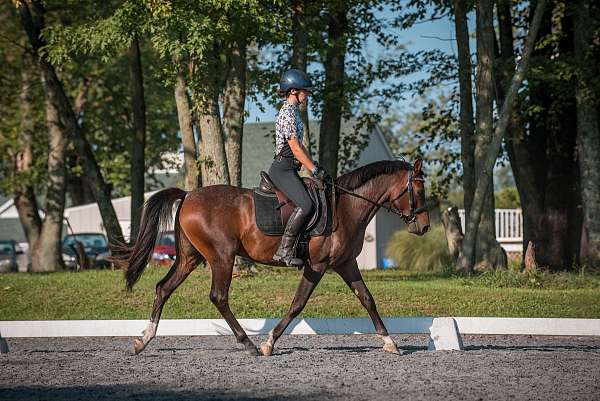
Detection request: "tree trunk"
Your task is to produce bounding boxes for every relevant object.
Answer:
[452,0,476,217]
[195,42,230,187]
[222,37,247,188]
[14,54,41,252]
[517,2,581,270]
[473,0,504,269]
[66,79,94,207]
[129,37,146,240]
[31,82,67,272]
[496,0,543,265]
[174,58,199,190]
[574,0,600,266]
[17,1,124,248]
[291,0,312,161]
[195,49,230,188]
[197,98,229,186]
[318,1,347,178]
[460,0,547,272]
[441,206,464,263]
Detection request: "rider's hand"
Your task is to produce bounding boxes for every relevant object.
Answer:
[312,163,332,183]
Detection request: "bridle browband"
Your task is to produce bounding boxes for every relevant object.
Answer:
[332,168,427,224]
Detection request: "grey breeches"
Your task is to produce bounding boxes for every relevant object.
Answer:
[268,158,314,215]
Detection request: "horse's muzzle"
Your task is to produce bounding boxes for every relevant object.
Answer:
[408,221,429,236]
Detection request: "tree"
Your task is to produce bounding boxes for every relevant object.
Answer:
[290,0,313,163]
[173,55,200,190]
[496,0,584,269]
[460,0,547,272]
[128,36,146,239]
[318,0,347,178]
[13,52,42,252]
[574,0,600,266]
[472,0,505,269]
[17,1,125,249]
[452,0,475,217]
[223,36,247,187]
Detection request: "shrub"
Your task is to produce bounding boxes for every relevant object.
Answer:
[385,225,452,271]
[495,186,521,208]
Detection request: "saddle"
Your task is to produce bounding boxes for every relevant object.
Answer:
[253,171,332,237]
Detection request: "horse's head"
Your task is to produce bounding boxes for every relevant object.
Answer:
[390,159,430,236]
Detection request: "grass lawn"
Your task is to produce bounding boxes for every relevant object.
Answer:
[1,266,599,320]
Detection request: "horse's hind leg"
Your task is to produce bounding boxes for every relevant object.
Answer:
[207,252,259,356]
[133,232,202,355]
[260,263,326,356]
[334,260,402,355]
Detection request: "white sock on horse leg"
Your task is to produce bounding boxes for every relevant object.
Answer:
[142,321,158,343]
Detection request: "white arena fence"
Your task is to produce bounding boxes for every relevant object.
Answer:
[459,209,523,253]
[1,317,599,338]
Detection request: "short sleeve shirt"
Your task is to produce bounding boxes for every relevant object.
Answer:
[274,102,304,157]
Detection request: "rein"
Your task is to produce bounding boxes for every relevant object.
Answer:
[330,170,427,224]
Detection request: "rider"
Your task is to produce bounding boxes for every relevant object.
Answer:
[269,69,330,267]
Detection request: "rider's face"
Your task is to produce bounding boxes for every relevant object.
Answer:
[292,89,310,104]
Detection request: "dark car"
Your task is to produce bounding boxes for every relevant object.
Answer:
[62,233,111,269]
[0,240,21,273]
[151,231,176,266]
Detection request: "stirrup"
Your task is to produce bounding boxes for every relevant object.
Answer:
[273,252,304,268]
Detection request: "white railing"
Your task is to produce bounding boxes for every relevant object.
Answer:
[458,209,523,252]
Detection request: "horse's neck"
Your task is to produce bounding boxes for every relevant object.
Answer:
[337,175,389,231]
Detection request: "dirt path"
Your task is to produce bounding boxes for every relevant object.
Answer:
[2,334,600,400]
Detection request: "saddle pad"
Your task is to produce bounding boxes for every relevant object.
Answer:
[253,190,284,235]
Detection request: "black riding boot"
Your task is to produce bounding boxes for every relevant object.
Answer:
[273,206,309,267]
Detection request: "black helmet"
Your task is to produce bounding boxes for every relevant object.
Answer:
[279,69,313,92]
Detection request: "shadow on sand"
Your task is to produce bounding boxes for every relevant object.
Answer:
[0,385,321,401]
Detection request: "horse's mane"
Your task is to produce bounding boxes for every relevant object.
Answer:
[335,160,412,190]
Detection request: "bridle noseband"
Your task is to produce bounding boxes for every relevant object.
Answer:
[332,169,427,224]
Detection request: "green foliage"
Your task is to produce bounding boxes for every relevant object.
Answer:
[33,2,182,197]
[381,92,461,200]
[385,226,453,271]
[495,186,521,209]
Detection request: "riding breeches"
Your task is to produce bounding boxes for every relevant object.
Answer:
[268,157,314,216]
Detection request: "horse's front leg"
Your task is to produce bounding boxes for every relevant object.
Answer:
[334,260,402,355]
[260,263,325,356]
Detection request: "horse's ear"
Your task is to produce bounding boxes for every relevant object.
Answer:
[413,158,423,173]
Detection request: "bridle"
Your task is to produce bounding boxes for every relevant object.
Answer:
[331,169,427,224]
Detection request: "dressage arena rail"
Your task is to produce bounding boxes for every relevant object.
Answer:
[1,317,599,338]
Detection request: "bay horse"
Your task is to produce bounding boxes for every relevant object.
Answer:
[116,159,429,356]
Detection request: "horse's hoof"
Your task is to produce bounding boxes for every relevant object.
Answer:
[132,339,145,355]
[260,342,273,357]
[383,343,402,355]
[245,346,259,356]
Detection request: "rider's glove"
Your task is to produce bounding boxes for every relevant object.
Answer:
[311,163,331,183]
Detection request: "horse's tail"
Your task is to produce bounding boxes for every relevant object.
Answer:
[113,188,187,291]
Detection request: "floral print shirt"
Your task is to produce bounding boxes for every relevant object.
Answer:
[274,102,304,157]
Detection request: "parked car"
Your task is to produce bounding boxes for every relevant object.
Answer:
[0,240,21,273]
[151,231,176,266]
[62,233,111,269]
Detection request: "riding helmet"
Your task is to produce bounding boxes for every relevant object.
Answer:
[279,69,313,92]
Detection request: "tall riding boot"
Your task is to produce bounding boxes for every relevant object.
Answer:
[273,206,310,267]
